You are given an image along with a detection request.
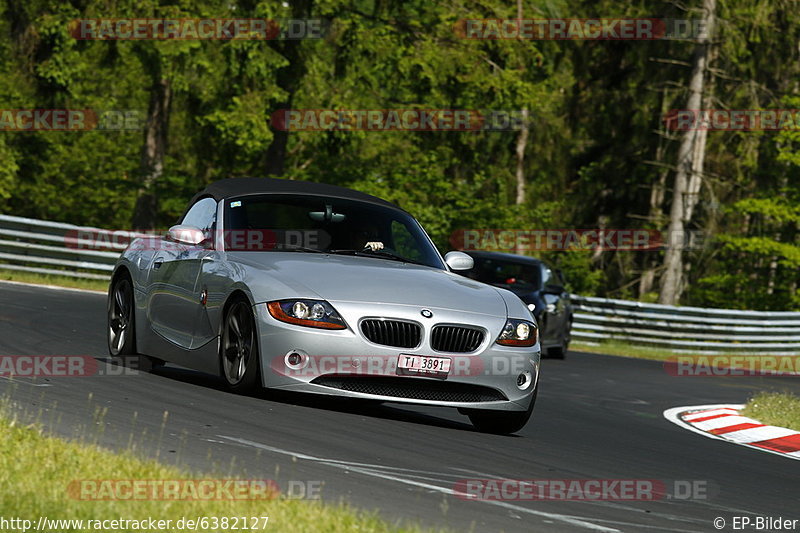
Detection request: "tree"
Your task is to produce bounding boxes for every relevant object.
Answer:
[659,0,717,305]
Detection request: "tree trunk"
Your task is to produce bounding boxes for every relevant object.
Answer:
[265,0,312,177]
[512,0,528,255]
[767,175,788,295]
[658,0,716,305]
[639,90,671,298]
[515,108,529,206]
[513,110,529,255]
[132,78,171,230]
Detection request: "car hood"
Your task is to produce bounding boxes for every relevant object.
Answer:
[229,252,508,316]
[502,285,538,302]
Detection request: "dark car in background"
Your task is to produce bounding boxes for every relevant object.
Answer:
[459,251,573,358]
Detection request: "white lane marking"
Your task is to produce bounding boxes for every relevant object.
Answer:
[682,408,738,422]
[692,415,758,431]
[450,467,511,479]
[581,517,717,533]
[721,426,798,444]
[0,376,52,387]
[218,435,621,533]
[663,404,800,462]
[0,279,105,295]
[210,437,474,481]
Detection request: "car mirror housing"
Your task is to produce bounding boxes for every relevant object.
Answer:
[444,251,474,271]
[168,224,205,246]
[543,284,564,295]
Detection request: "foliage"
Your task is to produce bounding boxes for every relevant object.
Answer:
[0,0,797,309]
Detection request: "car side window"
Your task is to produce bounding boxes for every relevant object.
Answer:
[391,220,423,261]
[542,265,553,287]
[181,197,217,244]
[182,198,217,231]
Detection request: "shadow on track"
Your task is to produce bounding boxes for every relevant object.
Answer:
[100,357,484,434]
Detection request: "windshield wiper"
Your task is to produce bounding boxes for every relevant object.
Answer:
[328,248,425,266]
[279,245,326,253]
[370,249,426,266]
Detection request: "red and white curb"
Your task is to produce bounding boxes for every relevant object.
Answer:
[664,403,800,461]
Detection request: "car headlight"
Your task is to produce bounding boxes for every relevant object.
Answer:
[496,319,538,347]
[267,299,347,330]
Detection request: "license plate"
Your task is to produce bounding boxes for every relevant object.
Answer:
[397,354,451,375]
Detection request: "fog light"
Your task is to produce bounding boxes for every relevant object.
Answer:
[284,350,308,370]
[516,370,532,390]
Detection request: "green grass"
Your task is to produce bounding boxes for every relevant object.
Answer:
[571,340,772,364]
[0,411,435,532]
[571,340,680,361]
[0,270,108,292]
[741,392,800,432]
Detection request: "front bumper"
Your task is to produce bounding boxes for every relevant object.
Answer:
[255,301,540,411]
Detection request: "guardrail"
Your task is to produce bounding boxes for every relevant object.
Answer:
[571,295,800,355]
[0,214,125,280]
[1,214,799,354]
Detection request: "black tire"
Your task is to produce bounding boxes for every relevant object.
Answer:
[547,343,566,360]
[108,274,136,356]
[220,297,261,393]
[547,319,571,359]
[108,273,164,372]
[466,387,538,435]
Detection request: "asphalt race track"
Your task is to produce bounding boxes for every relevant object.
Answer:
[0,281,798,533]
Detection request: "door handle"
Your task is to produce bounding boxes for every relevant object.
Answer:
[153,260,163,270]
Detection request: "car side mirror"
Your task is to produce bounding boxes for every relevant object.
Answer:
[543,284,564,295]
[168,225,205,246]
[444,251,474,271]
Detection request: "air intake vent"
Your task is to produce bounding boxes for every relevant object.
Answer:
[360,319,421,348]
[431,325,485,353]
[311,376,507,403]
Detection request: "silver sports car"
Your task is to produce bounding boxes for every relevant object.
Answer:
[108,178,540,433]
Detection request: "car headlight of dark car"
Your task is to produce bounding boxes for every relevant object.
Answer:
[496,319,538,347]
[267,299,347,330]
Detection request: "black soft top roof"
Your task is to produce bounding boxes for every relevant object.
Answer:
[189,177,400,210]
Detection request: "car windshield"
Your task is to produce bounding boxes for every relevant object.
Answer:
[467,257,542,290]
[223,194,445,269]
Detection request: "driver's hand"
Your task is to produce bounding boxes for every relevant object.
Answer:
[364,241,384,251]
